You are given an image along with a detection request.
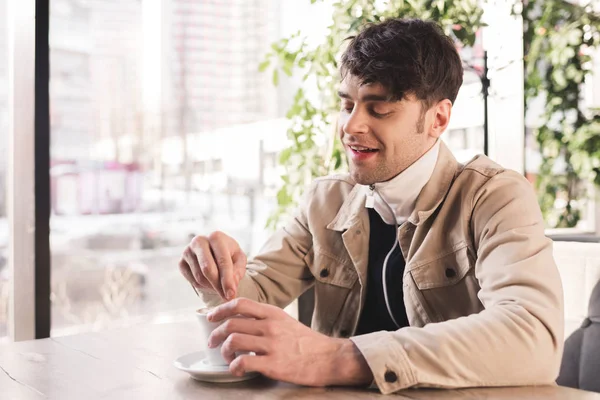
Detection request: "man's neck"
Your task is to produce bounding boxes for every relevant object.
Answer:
[371,139,441,225]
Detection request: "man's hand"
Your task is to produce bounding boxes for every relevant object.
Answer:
[179,231,247,301]
[207,298,374,387]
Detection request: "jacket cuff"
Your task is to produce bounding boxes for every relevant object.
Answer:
[236,274,260,302]
[199,274,259,307]
[198,289,224,308]
[350,331,417,394]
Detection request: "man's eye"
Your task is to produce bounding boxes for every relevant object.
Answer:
[370,109,391,118]
[341,103,354,113]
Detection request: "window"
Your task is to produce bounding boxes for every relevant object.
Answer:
[49,0,283,336]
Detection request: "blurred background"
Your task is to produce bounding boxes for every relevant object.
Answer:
[1,0,600,342]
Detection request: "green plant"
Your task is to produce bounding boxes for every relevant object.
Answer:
[260,0,484,228]
[520,0,600,228]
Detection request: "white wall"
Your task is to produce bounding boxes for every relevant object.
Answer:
[554,241,600,339]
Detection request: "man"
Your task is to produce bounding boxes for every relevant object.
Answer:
[179,18,563,394]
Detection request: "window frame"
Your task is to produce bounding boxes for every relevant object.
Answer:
[7,0,50,341]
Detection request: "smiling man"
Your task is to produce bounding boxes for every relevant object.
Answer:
[178,18,564,394]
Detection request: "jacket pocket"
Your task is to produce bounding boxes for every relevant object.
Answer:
[304,248,359,335]
[307,248,358,288]
[408,242,483,322]
[410,242,471,290]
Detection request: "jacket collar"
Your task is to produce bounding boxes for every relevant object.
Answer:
[326,183,369,232]
[327,141,459,232]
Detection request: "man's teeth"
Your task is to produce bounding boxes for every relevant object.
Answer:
[350,145,376,152]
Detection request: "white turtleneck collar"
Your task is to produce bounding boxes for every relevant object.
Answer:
[369,139,441,226]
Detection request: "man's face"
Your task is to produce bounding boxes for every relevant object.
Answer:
[338,75,448,185]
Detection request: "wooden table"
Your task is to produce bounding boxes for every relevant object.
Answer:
[1,320,598,399]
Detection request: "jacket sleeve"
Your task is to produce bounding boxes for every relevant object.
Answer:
[350,171,564,394]
[200,183,317,309]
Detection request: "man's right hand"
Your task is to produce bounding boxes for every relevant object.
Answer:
[179,231,247,301]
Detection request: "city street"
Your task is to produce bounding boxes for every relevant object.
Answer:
[0,191,277,339]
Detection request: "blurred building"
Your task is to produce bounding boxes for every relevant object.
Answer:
[47,0,281,214]
[167,0,278,134]
[152,0,281,193]
[50,0,142,163]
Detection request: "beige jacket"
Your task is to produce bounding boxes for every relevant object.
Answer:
[202,142,564,394]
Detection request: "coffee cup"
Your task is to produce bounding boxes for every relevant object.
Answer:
[196,307,230,366]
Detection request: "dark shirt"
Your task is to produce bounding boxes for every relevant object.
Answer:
[355,208,410,335]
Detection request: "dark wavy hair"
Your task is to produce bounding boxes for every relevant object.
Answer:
[340,18,463,108]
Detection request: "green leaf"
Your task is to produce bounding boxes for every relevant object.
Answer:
[552,69,567,89]
[436,0,445,14]
[349,17,363,33]
[276,187,292,207]
[567,29,582,46]
[279,148,293,164]
[272,69,279,86]
[282,60,293,76]
[333,150,343,170]
[258,59,270,72]
[453,26,467,42]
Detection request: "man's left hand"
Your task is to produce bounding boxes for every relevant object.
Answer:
[207,298,373,387]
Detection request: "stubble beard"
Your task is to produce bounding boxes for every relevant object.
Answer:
[349,160,393,186]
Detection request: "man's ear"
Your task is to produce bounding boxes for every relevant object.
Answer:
[429,99,452,139]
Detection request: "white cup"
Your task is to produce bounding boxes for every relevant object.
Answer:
[196,307,229,366]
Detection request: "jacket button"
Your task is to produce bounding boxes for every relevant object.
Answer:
[356,229,361,235]
[384,370,398,383]
[320,268,330,278]
[445,268,456,278]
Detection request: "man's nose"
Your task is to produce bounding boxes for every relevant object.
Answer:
[342,109,369,136]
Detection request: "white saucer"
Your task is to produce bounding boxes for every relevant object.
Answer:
[173,351,259,383]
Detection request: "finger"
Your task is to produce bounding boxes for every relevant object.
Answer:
[233,266,244,288]
[208,298,275,322]
[208,317,263,348]
[220,334,269,364]
[232,250,247,283]
[178,257,195,285]
[182,249,211,289]
[191,239,224,298]
[229,354,269,377]
[209,232,237,300]
[184,248,214,290]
